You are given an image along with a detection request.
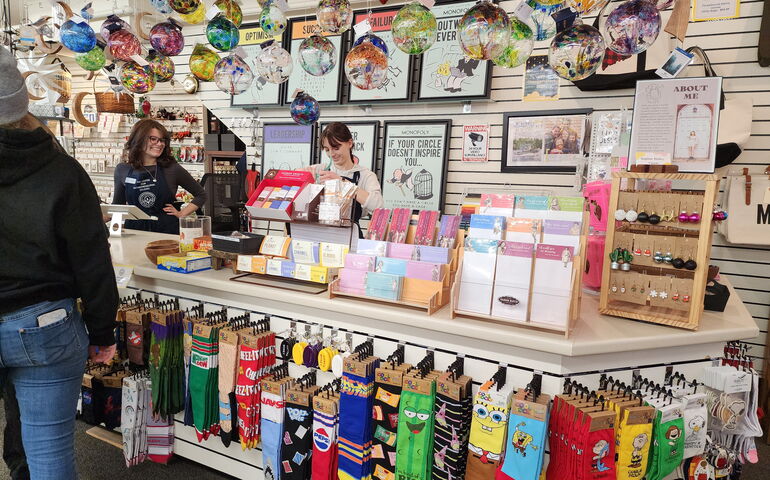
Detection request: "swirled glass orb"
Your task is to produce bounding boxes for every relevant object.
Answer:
[206,13,240,51]
[493,17,534,68]
[254,42,293,84]
[75,46,106,71]
[317,0,353,34]
[298,34,336,76]
[548,23,605,81]
[214,54,254,95]
[147,51,175,82]
[260,1,287,37]
[150,20,185,56]
[215,0,243,27]
[458,0,511,60]
[151,0,174,14]
[189,43,220,81]
[527,0,561,41]
[566,0,610,15]
[344,39,388,90]
[603,0,661,55]
[290,91,321,125]
[108,29,141,61]
[59,17,96,53]
[120,61,156,93]
[391,2,437,55]
[353,32,388,56]
[180,2,205,24]
[169,0,200,15]
[100,15,130,42]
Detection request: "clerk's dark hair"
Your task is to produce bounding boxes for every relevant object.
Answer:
[320,122,353,150]
[125,118,174,169]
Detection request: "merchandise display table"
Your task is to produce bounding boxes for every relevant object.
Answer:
[110,231,759,478]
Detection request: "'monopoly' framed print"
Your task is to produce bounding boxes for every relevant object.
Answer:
[381,120,451,212]
[231,23,284,108]
[319,121,380,172]
[284,17,345,104]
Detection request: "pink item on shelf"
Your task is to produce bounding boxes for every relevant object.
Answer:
[406,261,444,282]
[583,235,606,289]
[339,269,367,295]
[387,242,416,261]
[583,181,611,232]
[344,253,376,271]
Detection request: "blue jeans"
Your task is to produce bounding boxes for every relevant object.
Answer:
[0,298,88,480]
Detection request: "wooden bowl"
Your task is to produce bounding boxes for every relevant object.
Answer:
[144,240,179,264]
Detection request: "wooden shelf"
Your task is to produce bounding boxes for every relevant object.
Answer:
[328,278,443,315]
[612,171,719,181]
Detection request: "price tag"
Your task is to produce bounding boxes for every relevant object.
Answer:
[635,151,671,165]
[274,0,289,12]
[113,264,134,288]
[420,0,436,8]
[354,19,372,36]
[206,5,220,20]
[233,46,248,59]
[130,54,149,66]
[514,2,534,21]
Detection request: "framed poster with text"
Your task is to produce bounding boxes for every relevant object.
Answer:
[319,121,380,171]
[348,7,414,103]
[381,120,451,212]
[284,17,344,104]
[261,123,316,177]
[417,0,491,101]
[231,23,284,108]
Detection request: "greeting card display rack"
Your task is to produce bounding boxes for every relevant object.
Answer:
[599,171,720,330]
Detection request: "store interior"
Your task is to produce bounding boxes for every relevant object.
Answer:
[1,0,769,479]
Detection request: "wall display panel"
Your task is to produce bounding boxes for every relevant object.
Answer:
[231,23,284,108]
[319,120,379,172]
[284,17,344,104]
[261,123,316,176]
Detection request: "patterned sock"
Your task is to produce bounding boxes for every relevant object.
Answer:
[395,382,437,480]
[147,408,174,465]
[121,376,139,467]
[281,401,314,479]
[312,406,338,480]
[261,390,286,480]
[466,383,513,480]
[338,364,377,480]
[218,331,239,447]
[371,378,401,480]
[432,389,472,480]
[183,318,195,427]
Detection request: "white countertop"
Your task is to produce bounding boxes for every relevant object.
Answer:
[111,231,759,357]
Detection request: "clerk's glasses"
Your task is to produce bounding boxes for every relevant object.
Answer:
[147,136,167,145]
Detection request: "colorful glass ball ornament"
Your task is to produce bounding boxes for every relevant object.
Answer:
[180,2,206,24]
[151,0,174,14]
[527,0,561,42]
[75,46,106,71]
[344,39,388,90]
[215,0,243,27]
[298,34,337,76]
[59,16,97,53]
[147,51,175,82]
[189,43,220,81]
[260,1,288,37]
[458,0,511,61]
[120,61,156,94]
[100,15,131,42]
[206,14,240,51]
[317,0,353,34]
[493,17,534,68]
[548,23,605,81]
[391,2,437,55]
[169,0,200,15]
[566,0,610,15]
[150,21,184,56]
[603,0,661,56]
[254,41,294,84]
[290,91,321,125]
[214,54,254,95]
[353,32,388,56]
[108,29,141,62]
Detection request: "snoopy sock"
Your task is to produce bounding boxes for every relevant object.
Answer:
[614,406,654,480]
[647,404,685,480]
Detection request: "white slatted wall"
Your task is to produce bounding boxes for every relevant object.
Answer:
[57,0,769,367]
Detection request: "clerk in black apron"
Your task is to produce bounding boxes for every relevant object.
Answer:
[123,164,179,234]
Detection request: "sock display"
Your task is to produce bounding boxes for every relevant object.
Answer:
[681,393,708,459]
[432,374,473,480]
[189,320,224,441]
[121,374,152,467]
[146,403,174,465]
[126,309,151,367]
[281,386,319,480]
[261,382,288,480]
[237,329,277,449]
[183,316,196,427]
[646,403,685,480]
[338,354,379,480]
[218,328,239,447]
[312,394,340,480]
[371,366,404,480]
[149,308,185,417]
[497,392,550,480]
[466,381,513,480]
[614,404,654,480]
[394,373,437,480]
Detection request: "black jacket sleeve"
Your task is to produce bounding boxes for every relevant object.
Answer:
[112,163,128,205]
[62,165,120,346]
[172,163,208,208]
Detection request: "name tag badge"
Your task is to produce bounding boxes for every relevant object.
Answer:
[125,177,137,184]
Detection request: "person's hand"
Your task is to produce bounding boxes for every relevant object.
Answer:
[89,344,116,364]
[163,204,183,217]
[318,170,342,182]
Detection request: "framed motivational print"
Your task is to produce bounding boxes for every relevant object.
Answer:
[347,6,414,103]
[231,23,284,108]
[261,123,316,177]
[381,120,451,212]
[319,121,380,172]
[284,17,345,104]
[417,0,491,101]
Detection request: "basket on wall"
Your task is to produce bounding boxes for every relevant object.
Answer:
[94,91,135,114]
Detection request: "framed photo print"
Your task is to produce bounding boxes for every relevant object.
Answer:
[319,121,380,172]
[231,23,284,108]
[284,17,344,104]
[381,120,451,212]
[261,123,316,177]
[416,0,491,101]
[501,109,592,173]
[348,7,414,103]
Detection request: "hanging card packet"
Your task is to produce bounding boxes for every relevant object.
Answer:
[682,393,707,458]
[499,393,550,480]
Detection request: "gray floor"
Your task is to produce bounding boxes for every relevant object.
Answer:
[0,404,768,479]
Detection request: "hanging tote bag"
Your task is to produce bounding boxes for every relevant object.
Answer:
[719,167,770,245]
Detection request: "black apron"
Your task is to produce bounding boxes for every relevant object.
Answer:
[341,171,364,239]
[123,165,179,234]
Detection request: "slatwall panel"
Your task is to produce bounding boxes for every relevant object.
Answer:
[53,0,769,369]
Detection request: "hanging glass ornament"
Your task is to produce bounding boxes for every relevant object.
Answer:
[565,0,610,15]
[75,46,106,71]
[260,1,288,37]
[290,91,321,125]
[214,53,254,95]
[180,2,206,24]
[108,29,141,61]
[100,15,130,42]
[655,0,674,9]
[603,0,661,55]
[391,1,437,55]
[150,20,185,56]
[345,38,388,90]
[147,50,176,82]
[527,0,561,41]
[206,13,240,51]
[59,16,97,53]
[298,34,336,76]
[493,17,534,68]
[169,0,200,15]
[215,0,243,27]
[317,0,353,34]
[353,32,388,56]
[254,41,293,84]
[120,61,156,94]
[189,43,220,81]
[548,23,605,81]
[150,0,174,14]
[458,0,511,61]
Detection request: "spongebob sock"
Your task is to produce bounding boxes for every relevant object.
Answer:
[371,378,401,480]
[499,404,549,480]
[395,382,437,480]
[465,382,513,480]
[615,407,654,480]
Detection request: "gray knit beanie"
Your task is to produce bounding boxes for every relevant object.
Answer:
[0,47,30,125]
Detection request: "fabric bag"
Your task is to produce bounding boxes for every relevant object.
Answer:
[719,167,770,245]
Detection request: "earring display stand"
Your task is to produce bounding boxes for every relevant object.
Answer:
[599,171,720,330]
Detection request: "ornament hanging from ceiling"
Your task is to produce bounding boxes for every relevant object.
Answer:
[74,46,106,71]
[180,2,206,24]
[493,16,534,68]
[207,14,240,51]
[120,61,156,94]
[458,0,511,61]
[527,0,561,42]
[169,0,201,15]
[345,38,388,90]
[548,23,605,81]
[108,29,141,61]
[16,52,66,103]
[603,0,661,55]
[254,41,293,84]
[59,15,97,53]
[290,91,321,125]
[214,54,254,95]
[150,19,185,56]
[317,0,353,34]
[298,34,337,76]
[147,50,176,82]
[182,74,199,93]
[353,32,388,55]
[100,14,130,42]
[259,0,288,37]
[150,0,174,14]
[391,1,437,55]
[565,0,610,15]
[215,0,243,27]
[189,43,220,81]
